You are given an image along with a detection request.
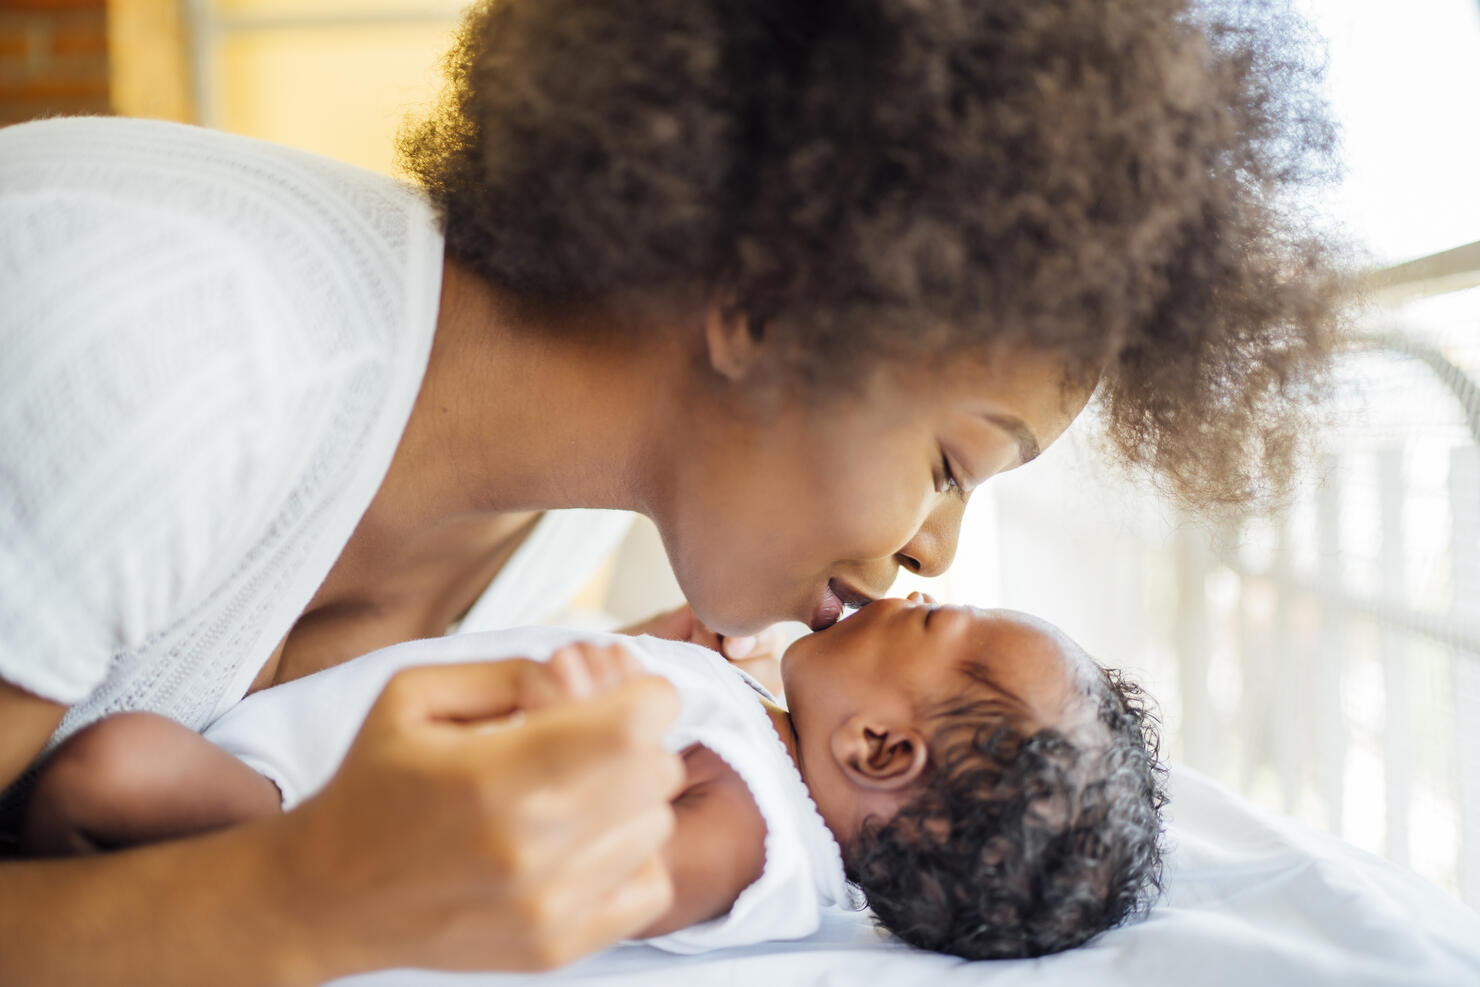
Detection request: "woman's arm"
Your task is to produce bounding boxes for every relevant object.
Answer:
[0,661,684,985]
[0,680,64,796]
[21,712,282,855]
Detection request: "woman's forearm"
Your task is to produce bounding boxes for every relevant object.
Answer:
[2,661,684,983]
[0,816,327,987]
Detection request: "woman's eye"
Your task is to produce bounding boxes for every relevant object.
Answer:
[937,453,967,501]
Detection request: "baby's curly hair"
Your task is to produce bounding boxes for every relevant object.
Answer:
[845,666,1167,959]
[400,0,1346,510]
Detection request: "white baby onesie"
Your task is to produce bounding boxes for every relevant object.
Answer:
[202,627,853,953]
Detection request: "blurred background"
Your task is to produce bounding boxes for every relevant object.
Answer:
[2,0,1477,909]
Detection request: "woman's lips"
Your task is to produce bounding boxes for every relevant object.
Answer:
[808,580,875,631]
[809,582,844,631]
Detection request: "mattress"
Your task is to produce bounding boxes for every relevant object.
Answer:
[332,765,1480,986]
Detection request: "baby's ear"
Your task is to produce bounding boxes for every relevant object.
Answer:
[831,714,929,791]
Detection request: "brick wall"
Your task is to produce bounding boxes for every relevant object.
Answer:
[0,0,110,126]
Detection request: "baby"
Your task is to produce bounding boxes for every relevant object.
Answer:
[21,596,1166,960]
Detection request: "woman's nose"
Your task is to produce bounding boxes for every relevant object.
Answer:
[893,496,965,578]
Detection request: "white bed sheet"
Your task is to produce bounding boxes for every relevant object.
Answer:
[333,766,1480,987]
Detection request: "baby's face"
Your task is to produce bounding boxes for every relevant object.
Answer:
[781,597,1091,850]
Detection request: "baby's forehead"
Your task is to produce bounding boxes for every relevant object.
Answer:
[959,608,1085,664]
[948,609,1100,718]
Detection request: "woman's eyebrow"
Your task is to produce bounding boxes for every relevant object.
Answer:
[979,413,1040,465]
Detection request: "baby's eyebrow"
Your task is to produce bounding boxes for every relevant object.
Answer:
[959,660,1029,710]
[945,696,1022,722]
[920,665,1031,726]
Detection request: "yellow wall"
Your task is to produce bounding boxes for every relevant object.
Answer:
[217,20,457,175]
[107,0,191,123]
[110,0,465,176]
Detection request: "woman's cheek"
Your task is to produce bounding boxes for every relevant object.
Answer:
[695,528,804,632]
[832,475,932,561]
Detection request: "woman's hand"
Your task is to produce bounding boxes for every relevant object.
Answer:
[619,603,787,699]
[271,659,685,976]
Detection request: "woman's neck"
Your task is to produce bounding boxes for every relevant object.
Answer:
[360,259,686,550]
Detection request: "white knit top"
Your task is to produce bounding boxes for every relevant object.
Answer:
[0,118,444,765]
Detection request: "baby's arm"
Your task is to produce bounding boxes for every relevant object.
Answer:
[636,743,766,938]
[21,712,281,856]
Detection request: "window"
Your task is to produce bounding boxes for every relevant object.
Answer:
[904,0,1480,905]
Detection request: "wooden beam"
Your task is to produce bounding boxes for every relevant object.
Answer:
[1368,240,1480,304]
[105,0,193,122]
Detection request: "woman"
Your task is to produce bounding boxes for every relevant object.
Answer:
[0,0,1341,981]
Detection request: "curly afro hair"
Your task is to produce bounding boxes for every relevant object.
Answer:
[399,0,1347,510]
[845,666,1167,959]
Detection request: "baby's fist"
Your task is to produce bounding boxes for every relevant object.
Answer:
[517,641,646,710]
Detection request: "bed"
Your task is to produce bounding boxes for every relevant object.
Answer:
[332,765,1480,987]
[344,508,1480,986]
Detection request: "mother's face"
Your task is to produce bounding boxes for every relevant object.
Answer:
[652,338,1088,636]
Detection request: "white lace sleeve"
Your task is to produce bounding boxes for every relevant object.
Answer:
[0,169,308,704]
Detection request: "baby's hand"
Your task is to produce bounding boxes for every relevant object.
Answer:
[517,642,647,710]
[619,603,786,700]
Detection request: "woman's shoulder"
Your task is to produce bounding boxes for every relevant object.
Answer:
[0,117,443,348]
[0,117,444,474]
[0,118,435,473]
[0,120,444,706]
[0,116,423,216]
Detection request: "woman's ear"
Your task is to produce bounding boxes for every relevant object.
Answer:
[704,302,765,383]
[830,713,929,791]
